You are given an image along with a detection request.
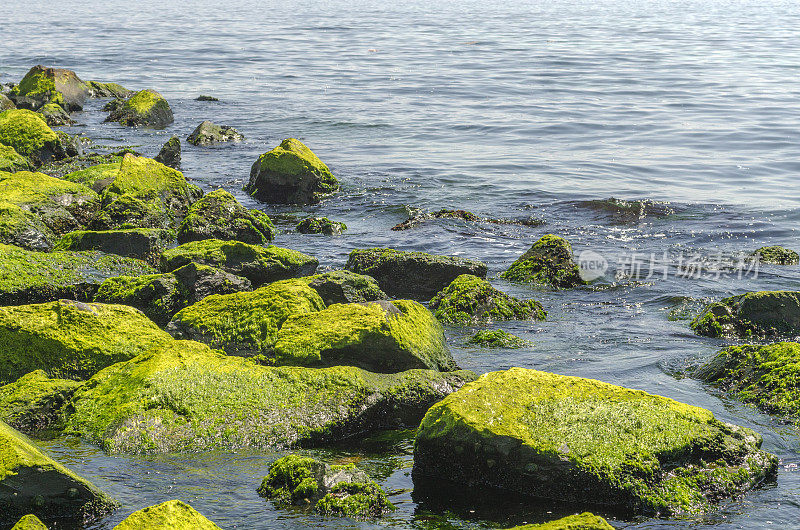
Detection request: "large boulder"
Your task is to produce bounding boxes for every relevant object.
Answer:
[0,244,156,305]
[112,500,221,530]
[501,235,586,288]
[0,299,173,384]
[9,65,88,112]
[345,248,487,300]
[186,120,244,146]
[0,420,115,527]
[0,370,81,436]
[274,300,457,372]
[176,189,275,245]
[246,138,339,204]
[66,340,476,453]
[63,160,120,193]
[153,135,181,169]
[258,455,394,519]
[167,278,325,355]
[95,263,252,326]
[104,89,174,128]
[413,368,777,516]
[691,291,800,338]
[0,109,66,165]
[509,513,613,530]
[37,103,73,127]
[750,245,799,265]
[296,216,346,235]
[54,228,173,264]
[160,239,317,287]
[694,342,800,417]
[0,144,31,172]
[299,270,387,305]
[429,274,546,325]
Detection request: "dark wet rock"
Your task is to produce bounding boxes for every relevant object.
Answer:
[0,109,67,166]
[508,513,613,530]
[246,138,339,204]
[0,94,14,111]
[113,500,222,529]
[54,131,82,158]
[186,120,244,146]
[467,330,531,348]
[296,216,346,235]
[750,246,799,265]
[0,144,32,172]
[430,274,546,325]
[195,95,220,102]
[102,98,124,112]
[65,339,477,453]
[413,367,778,516]
[392,208,545,231]
[258,455,394,519]
[9,65,89,112]
[154,135,181,169]
[345,247,488,300]
[160,239,317,287]
[0,370,82,436]
[104,89,174,128]
[691,290,800,338]
[37,103,73,126]
[300,270,388,305]
[177,189,275,245]
[54,228,173,264]
[41,152,125,181]
[0,420,116,527]
[501,234,586,288]
[85,81,133,99]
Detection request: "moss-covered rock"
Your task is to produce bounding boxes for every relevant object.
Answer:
[413,368,777,516]
[54,228,173,264]
[37,103,73,127]
[62,161,120,193]
[0,144,32,172]
[85,81,132,99]
[0,109,65,165]
[104,89,174,128]
[9,65,88,112]
[750,246,799,265]
[691,291,800,338]
[467,330,531,348]
[694,342,800,418]
[300,270,387,305]
[95,263,252,326]
[0,370,82,436]
[274,300,457,372]
[113,499,221,529]
[346,248,488,300]
[296,217,347,235]
[11,514,49,530]
[66,340,476,453]
[161,239,317,287]
[246,138,339,204]
[177,189,275,245]
[167,278,324,355]
[154,135,181,169]
[509,512,613,530]
[0,94,14,111]
[0,420,115,527]
[430,274,546,325]
[0,299,173,384]
[187,120,244,146]
[259,455,395,519]
[501,235,586,288]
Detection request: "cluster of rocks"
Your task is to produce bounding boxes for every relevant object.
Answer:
[0,64,793,530]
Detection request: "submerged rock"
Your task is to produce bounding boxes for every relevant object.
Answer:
[274,300,457,372]
[413,368,777,516]
[691,291,800,338]
[345,248,487,300]
[37,103,73,126]
[0,420,115,527]
[154,135,181,169]
[258,455,394,519]
[66,340,476,453]
[85,81,132,99]
[577,197,674,223]
[195,95,220,102]
[501,234,586,288]
[0,144,31,172]
[429,274,546,325]
[0,299,172,384]
[186,120,244,146]
[9,65,88,112]
[750,246,799,265]
[509,513,613,530]
[112,500,221,530]
[0,370,81,436]
[104,89,174,128]
[300,270,387,305]
[246,138,339,204]
[694,342,800,418]
[392,208,544,231]
[11,514,49,530]
[0,109,66,165]
[160,239,317,287]
[0,244,156,305]
[467,330,530,349]
[177,189,275,245]
[296,216,346,235]
[54,228,173,264]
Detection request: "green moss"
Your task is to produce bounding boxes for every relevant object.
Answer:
[0,370,82,436]
[300,270,387,305]
[430,274,546,325]
[510,512,613,529]
[0,144,32,172]
[106,90,173,127]
[177,188,275,244]
[112,499,221,529]
[0,300,173,384]
[11,514,49,530]
[501,235,586,288]
[168,279,325,355]
[10,68,63,108]
[66,340,476,453]
[85,81,132,99]
[274,300,456,372]
[0,170,98,213]
[691,291,800,338]
[95,272,187,326]
[257,454,323,503]
[413,368,777,516]
[315,481,395,519]
[37,103,72,126]
[63,162,120,190]
[296,217,347,235]
[467,330,531,348]
[0,109,60,160]
[751,246,799,265]
[257,138,335,181]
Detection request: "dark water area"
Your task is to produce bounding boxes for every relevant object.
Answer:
[4,0,800,527]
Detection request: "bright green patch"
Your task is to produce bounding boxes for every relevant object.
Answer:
[11,514,50,530]
[510,512,613,529]
[0,370,82,436]
[315,481,395,519]
[112,500,221,530]
[0,109,60,159]
[467,330,531,348]
[63,162,120,190]
[10,68,63,108]
[751,246,799,265]
[430,274,545,325]
[177,188,275,244]
[0,144,32,172]
[300,270,387,305]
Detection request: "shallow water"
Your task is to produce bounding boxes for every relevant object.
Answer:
[3,0,800,528]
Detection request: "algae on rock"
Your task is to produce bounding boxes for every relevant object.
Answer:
[467,330,531,349]
[11,514,49,530]
[300,270,387,305]
[104,89,174,128]
[509,512,613,530]
[750,246,799,265]
[501,235,586,288]
[0,144,32,172]
[177,188,275,245]
[9,65,88,112]
[0,109,66,165]
[0,370,82,436]
[112,499,221,530]
[55,228,173,264]
[691,290,800,338]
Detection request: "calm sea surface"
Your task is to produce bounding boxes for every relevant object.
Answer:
[3,0,800,528]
